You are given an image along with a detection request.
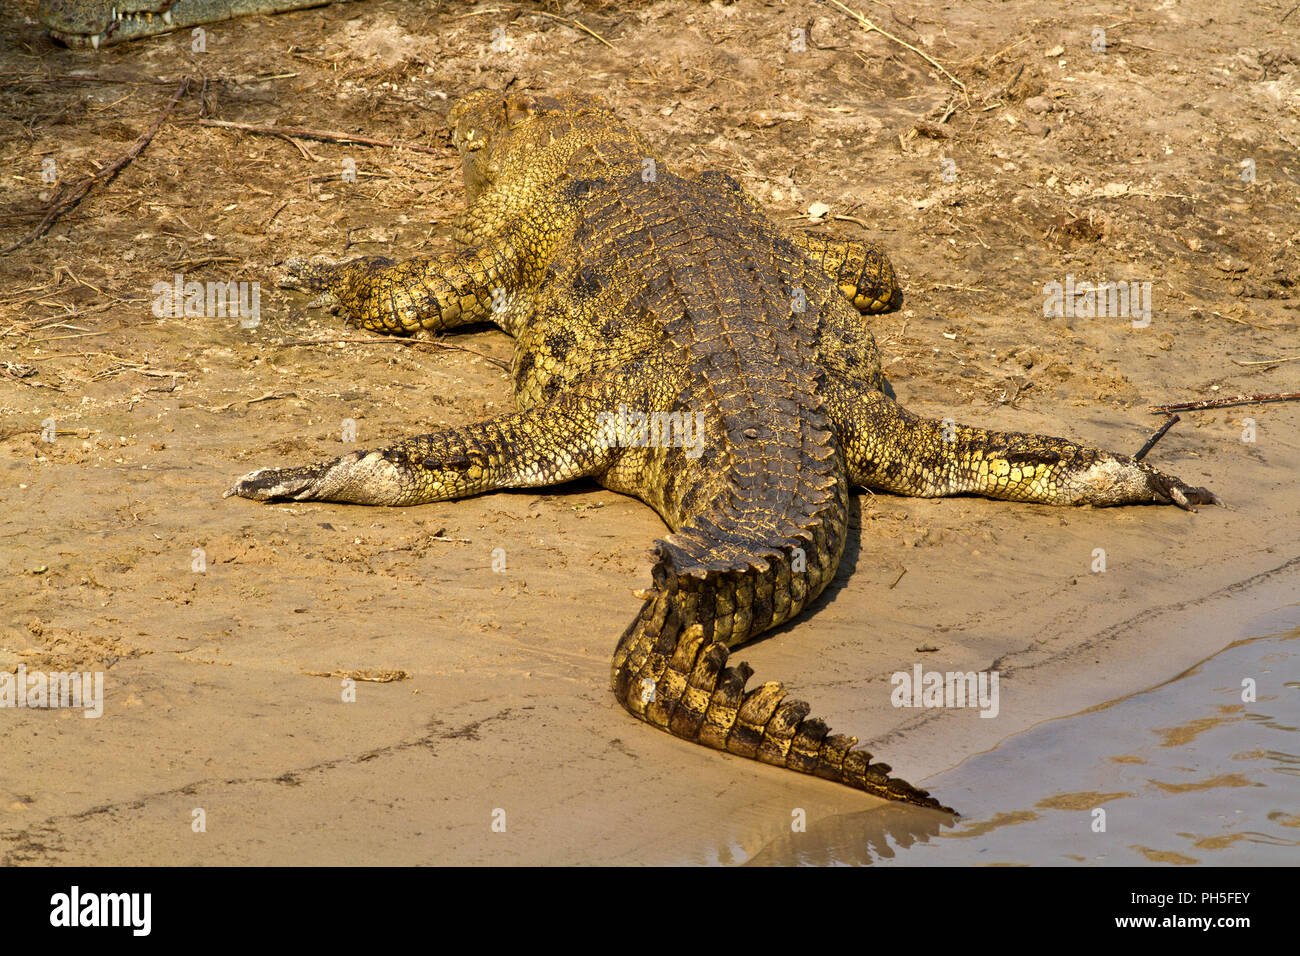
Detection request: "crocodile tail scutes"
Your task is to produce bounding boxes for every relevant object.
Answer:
[610,536,954,814]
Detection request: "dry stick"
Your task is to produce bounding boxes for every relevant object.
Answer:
[279,336,510,371]
[0,72,173,87]
[1151,391,1300,414]
[198,119,446,155]
[1133,414,1179,461]
[828,0,968,100]
[0,76,190,255]
[529,11,617,49]
[1234,354,1300,367]
[206,392,295,413]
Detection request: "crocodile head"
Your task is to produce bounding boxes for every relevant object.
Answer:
[38,0,189,48]
[448,89,650,205]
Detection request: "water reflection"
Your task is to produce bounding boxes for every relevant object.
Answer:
[748,616,1298,866]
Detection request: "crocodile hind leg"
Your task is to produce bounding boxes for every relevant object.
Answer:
[832,387,1218,509]
[692,169,903,314]
[224,388,616,506]
[787,234,904,314]
[611,565,953,813]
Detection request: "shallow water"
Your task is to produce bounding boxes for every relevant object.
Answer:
[749,606,1299,866]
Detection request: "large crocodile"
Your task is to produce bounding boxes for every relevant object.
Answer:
[38,0,354,48]
[225,90,1217,813]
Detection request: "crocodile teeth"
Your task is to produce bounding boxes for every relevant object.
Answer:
[91,34,100,48]
[163,11,173,24]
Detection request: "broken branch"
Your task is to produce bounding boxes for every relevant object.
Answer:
[199,119,447,155]
[1150,391,1300,413]
[0,76,190,254]
[1133,414,1179,461]
[828,0,967,99]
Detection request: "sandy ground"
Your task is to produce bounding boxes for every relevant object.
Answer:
[1,0,1297,865]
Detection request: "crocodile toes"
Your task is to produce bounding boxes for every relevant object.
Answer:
[277,255,339,293]
[1147,470,1219,512]
[1170,484,1219,511]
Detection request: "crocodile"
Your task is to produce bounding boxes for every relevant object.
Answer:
[38,0,355,48]
[225,89,1217,813]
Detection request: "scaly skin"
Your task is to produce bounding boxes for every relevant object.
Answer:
[226,90,1218,814]
[38,0,354,48]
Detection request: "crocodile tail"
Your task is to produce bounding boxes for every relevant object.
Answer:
[610,536,954,815]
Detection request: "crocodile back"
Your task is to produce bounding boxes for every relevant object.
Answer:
[560,168,851,646]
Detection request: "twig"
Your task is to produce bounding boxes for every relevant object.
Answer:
[1232,355,1300,367]
[990,63,1025,103]
[28,351,108,362]
[888,567,907,589]
[198,119,446,155]
[828,0,967,99]
[32,330,111,342]
[569,18,616,50]
[278,337,511,371]
[302,669,410,683]
[529,11,616,49]
[1210,310,1273,332]
[832,214,872,229]
[0,77,190,254]
[1133,414,1179,461]
[0,72,174,87]
[1283,3,1300,23]
[283,136,319,163]
[1112,39,1179,56]
[1151,391,1300,413]
[206,392,296,413]
[167,255,241,270]
[987,35,1029,65]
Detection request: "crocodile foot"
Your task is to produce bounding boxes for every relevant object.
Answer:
[278,255,397,322]
[224,462,337,502]
[223,451,409,505]
[1141,465,1219,512]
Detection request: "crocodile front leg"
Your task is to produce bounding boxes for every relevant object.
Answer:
[225,388,617,505]
[832,387,1218,510]
[278,240,532,336]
